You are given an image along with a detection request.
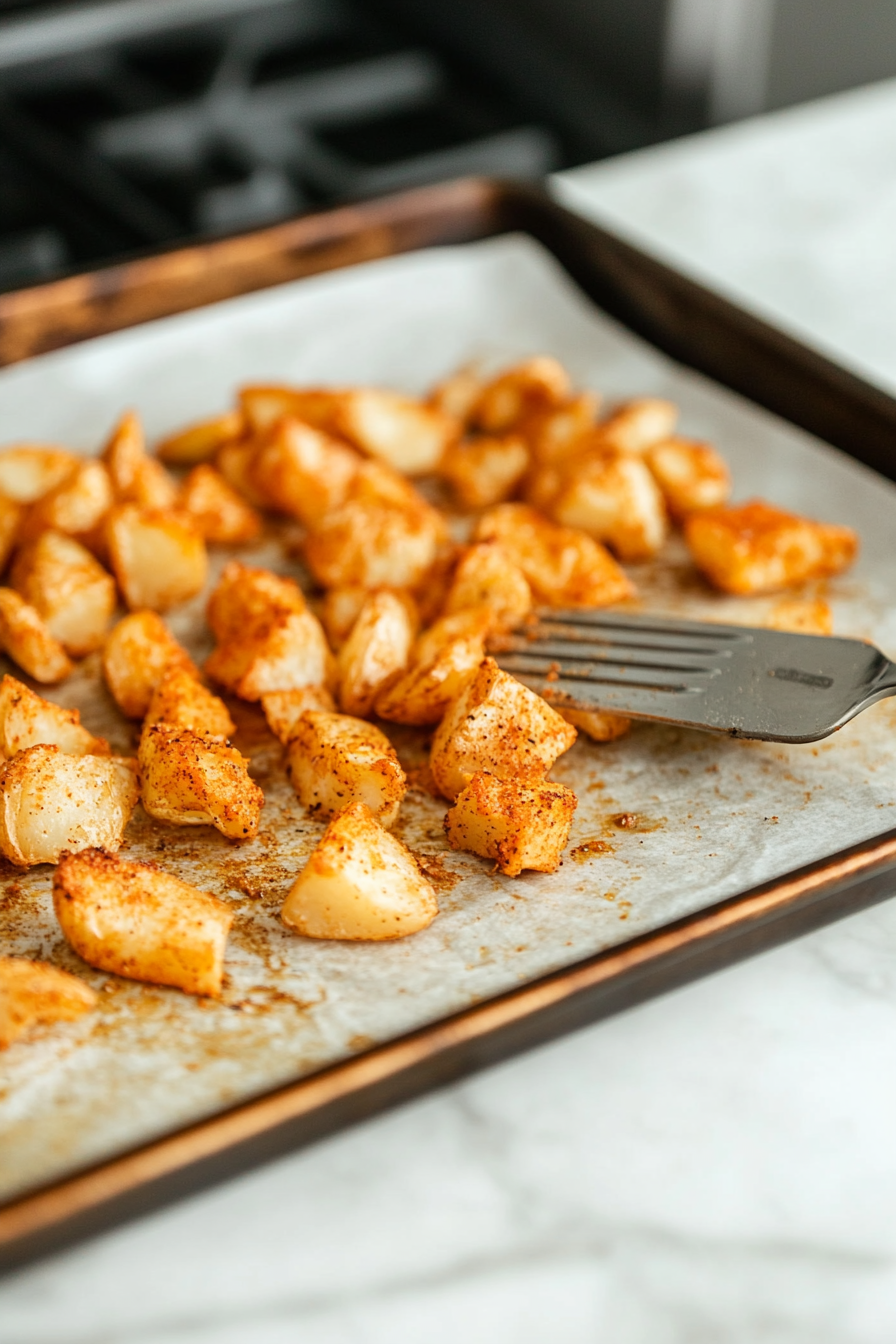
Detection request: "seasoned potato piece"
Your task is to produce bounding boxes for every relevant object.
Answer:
[443,541,532,630]
[444,772,577,876]
[261,685,335,744]
[559,706,631,742]
[207,560,305,641]
[646,437,731,520]
[472,357,571,433]
[103,412,178,510]
[766,597,833,636]
[54,850,232,998]
[474,503,635,607]
[0,495,24,574]
[0,588,72,683]
[304,498,444,591]
[0,446,77,502]
[0,746,137,866]
[430,656,576,800]
[595,398,678,454]
[102,610,198,719]
[412,544,460,627]
[156,409,245,465]
[523,392,601,466]
[685,500,858,595]
[548,450,668,562]
[239,385,346,436]
[144,665,235,739]
[20,460,112,544]
[178,464,262,544]
[0,957,96,1049]
[281,801,437,940]
[207,606,331,701]
[337,590,414,718]
[320,585,371,650]
[0,674,108,759]
[107,505,208,611]
[440,434,529,509]
[215,438,270,509]
[335,388,458,475]
[345,457,425,511]
[139,724,263,839]
[251,416,358,526]
[11,531,116,656]
[428,364,483,423]
[374,609,491,726]
[286,711,406,827]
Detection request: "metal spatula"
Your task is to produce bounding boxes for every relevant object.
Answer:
[492,609,896,743]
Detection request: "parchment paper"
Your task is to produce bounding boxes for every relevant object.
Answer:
[1,234,895,1202]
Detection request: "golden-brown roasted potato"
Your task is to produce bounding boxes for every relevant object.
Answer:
[430,655,577,800]
[138,724,263,839]
[474,503,635,607]
[685,500,858,595]
[286,711,406,827]
[156,409,245,465]
[251,416,359,526]
[207,560,304,639]
[471,357,571,433]
[345,457,425,511]
[54,849,232,997]
[439,433,529,510]
[646,437,731,520]
[281,801,437,940]
[0,957,97,1049]
[594,397,678,454]
[0,674,108,759]
[0,495,24,574]
[442,541,532,630]
[547,450,668,562]
[304,498,444,591]
[428,364,483,423]
[11,530,116,656]
[320,585,370,650]
[19,459,112,545]
[374,608,491,726]
[0,446,77,502]
[103,411,178,509]
[337,590,414,718]
[239,385,346,436]
[144,665,235,739]
[261,685,336,743]
[177,464,261,544]
[102,610,198,718]
[335,388,459,475]
[207,607,331,701]
[215,438,271,509]
[523,392,601,466]
[0,587,72,683]
[766,597,833,635]
[106,505,208,611]
[0,746,137,866]
[444,771,577,876]
[559,706,631,742]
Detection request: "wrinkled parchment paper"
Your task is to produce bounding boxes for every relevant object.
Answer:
[1,235,895,1202]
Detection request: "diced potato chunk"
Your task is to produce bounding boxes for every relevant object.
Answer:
[102,611,198,719]
[548,450,668,562]
[54,850,232,997]
[0,957,96,1049]
[430,655,577,800]
[335,388,458,475]
[0,674,107,759]
[560,706,631,742]
[107,505,208,611]
[374,609,491,726]
[138,724,263,840]
[524,392,601,466]
[474,503,635,607]
[261,685,335,744]
[345,457,425,511]
[304,499,444,591]
[144,666,235,739]
[320,585,371,650]
[766,597,833,636]
[239,385,346,436]
[0,588,72,683]
[337,590,414,717]
[440,434,529,509]
[444,772,577,876]
[207,606,331,701]
[0,446,77,502]
[281,801,437,940]
[0,746,137,866]
[443,541,532,629]
[20,460,112,544]
[685,500,858,595]
[286,711,406,827]
[177,464,261,544]
[595,398,678,454]
[156,410,245,465]
[207,561,305,642]
[0,495,24,574]
[646,437,731,520]
[215,439,271,509]
[428,364,483,423]
[11,530,116,656]
[472,357,571,433]
[251,416,358,526]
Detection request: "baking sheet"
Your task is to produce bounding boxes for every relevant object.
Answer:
[1,233,895,1204]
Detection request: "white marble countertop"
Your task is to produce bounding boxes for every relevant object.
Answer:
[5,80,896,1344]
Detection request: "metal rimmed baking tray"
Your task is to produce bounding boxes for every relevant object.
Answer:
[1,177,896,1274]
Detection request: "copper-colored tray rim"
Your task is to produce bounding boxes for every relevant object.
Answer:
[2,176,896,1273]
